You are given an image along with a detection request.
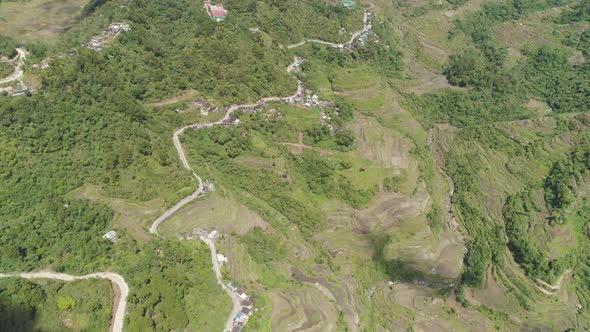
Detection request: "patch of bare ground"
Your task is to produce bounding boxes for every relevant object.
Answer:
[569,51,586,66]
[465,267,511,309]
[357,186,430,232]
[380,282,495,331]
[402,59,459,95]
[525,99,552,115]
[291,267,361,330]
[269,287,337,332]
[235,156,274,169]
[431,124,459,169]
[145,90,199,107]
[494,22,555,49]
[351,114,412,169]
[162,192,270,237]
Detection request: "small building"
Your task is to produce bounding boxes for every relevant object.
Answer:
[339,0,355,9]
[241,307,251,316]
[204,1,228,22]
[217,253,228,264]
[236,287,248,301]
[103,230,118,243]
[12,88,29,97]
[241,299,253,309]
[228,281,238,291]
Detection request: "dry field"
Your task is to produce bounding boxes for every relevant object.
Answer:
[0,0,87,42]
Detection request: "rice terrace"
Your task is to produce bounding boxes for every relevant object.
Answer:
[0,0,589,331]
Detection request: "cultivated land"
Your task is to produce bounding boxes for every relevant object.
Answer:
[0,0,87,43]
[2,0,590,331]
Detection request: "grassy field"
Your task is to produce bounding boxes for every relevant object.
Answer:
[0,0,87,43]
[0,62,14,78]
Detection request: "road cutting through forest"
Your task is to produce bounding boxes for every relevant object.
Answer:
[148,11,371,331]
[0,48,26,84]
[0,271,128,332]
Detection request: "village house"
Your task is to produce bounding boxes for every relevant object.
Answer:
[204,0,228,22]
[241,299,253,309]
[339,0,355,9]
[103,230,118,243]
[236,287,248,301]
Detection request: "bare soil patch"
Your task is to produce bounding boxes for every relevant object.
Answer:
[0,0,87,42]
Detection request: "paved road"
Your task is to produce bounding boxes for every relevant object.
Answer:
[0,48,26,84]
[0,271,129,332]
[287,11,369,49]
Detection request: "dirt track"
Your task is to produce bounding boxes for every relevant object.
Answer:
[0,48,26,84]
[146,13,373,331]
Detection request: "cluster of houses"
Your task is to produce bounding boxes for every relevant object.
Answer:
[204,0,228,22]
[332,10,378,52]
[180,228,255,332]
[285,85,334,109]
[83,23,130,51]
[356,12,378,48]
[228,282,254,332]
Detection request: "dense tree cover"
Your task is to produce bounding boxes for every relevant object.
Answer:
[502,192,553,278]
[82,0,108,16]
[0,278,111,331]
[51,0,363,103]
[563,29,590,56]
[0,74,191,221]
[294,149,375,208]
[227,0,364,44]
[544,144,590,217]
[122,240,228,331]
[557,1,590,23]
[524,47,590,113]
[0,200,113,272]
[0,35,18,58]
[409,44,589,127]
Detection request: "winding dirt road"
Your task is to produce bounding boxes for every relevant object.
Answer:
[0,48,26,84]
[0,271,128,332]
[287,10,369,49]
[199,235,243,332]
[148,13,371,331]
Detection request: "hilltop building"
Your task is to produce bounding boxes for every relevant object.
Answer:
[204,0,228,22]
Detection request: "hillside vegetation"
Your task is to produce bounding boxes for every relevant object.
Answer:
[1,0,590,330]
